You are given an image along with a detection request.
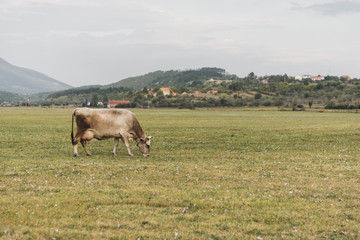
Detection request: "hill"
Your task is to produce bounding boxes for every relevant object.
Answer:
[42,71,360,110]
[0,57,72,94]
[10,66,360,111]
[104,68,236,90]
[0,91,24,103]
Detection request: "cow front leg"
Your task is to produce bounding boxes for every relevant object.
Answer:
[113,137,119,155]
[121,135,133,156]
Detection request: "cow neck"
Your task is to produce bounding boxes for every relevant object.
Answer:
[134,130,146,143]
[132,119,146,141]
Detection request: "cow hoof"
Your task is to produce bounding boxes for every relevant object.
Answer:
[129,153,134,156]
[86,153,92,156]
[74,153,79,157]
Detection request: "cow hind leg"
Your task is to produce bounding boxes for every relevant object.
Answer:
[73,143,79,157]
[72,135,80,157]
[113,137,119,156]
[81,140,92,156]
[81,131,94,156]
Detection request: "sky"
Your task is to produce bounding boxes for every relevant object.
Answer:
[1,0,360,87]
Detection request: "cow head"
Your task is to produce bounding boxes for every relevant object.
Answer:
[137,136,153,156]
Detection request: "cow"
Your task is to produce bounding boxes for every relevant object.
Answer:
[71,108,153,157]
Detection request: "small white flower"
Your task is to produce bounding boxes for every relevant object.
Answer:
[182,206,189,213]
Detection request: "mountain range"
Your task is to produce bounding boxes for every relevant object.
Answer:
[0,57,72,94]
[0,56,239,104]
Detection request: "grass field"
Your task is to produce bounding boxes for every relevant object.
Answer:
[0,107,359,239]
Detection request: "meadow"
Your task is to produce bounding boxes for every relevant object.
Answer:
[0,107,359,239]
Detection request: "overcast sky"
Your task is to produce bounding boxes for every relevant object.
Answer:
[1,0,360,87]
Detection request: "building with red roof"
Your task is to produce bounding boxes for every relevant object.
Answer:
[108,100,131,108]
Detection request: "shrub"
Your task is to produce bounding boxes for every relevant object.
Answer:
[115,102,136,108]
[263,101,272,106]
[254,93,262,99]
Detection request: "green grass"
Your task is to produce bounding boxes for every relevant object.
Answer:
[0,107,359,239]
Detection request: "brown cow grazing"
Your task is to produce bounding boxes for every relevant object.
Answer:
[71,108,153,157]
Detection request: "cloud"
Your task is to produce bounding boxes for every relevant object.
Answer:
[2,0,102,8]
[50,30,135,38]
[294,1,360,15]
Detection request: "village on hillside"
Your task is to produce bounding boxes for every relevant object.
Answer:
[63,73,358,111]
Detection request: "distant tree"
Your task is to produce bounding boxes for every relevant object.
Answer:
[170,87,179,94]
[315,83,324,90]
[91,93,99,107]
[303,79,311,86]
[229,81,244,91]
[157,90,164,96]
[308,101,313,109]
[274,99,284,108]
[254,93,262,99]
[248,72,256,79]
[220,98,230,106]
[179,87,188,93]
[103,95,108,107]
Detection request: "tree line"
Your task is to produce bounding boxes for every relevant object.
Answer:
[6,73,360,110]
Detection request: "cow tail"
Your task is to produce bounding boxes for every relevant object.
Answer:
[71,110,76,145]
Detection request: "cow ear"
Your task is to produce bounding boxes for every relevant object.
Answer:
[146,136,152,145]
